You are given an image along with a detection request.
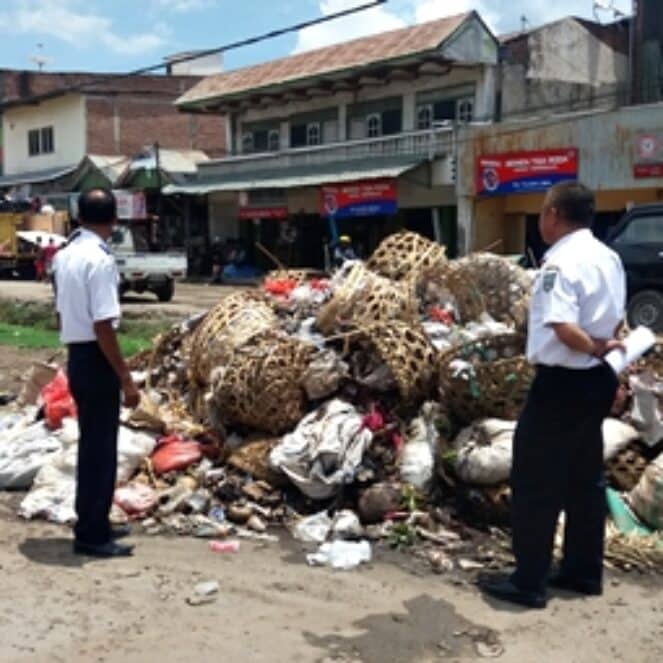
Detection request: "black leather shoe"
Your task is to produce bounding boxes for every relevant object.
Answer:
[111,525,132,540]
[548,571,602,596]
[73,541,134,558]
[479,575,547,609]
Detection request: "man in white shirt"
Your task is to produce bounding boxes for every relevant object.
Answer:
[481,181,625,609]
[54,189,139,558]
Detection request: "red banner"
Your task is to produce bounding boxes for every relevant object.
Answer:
[238,206,288,220]
[476,148,578,196]
[319,179,397,219]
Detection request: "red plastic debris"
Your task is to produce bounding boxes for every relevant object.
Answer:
[428,306,454,326]
[41,369,77,429]
[151,434,207,475]
[114,483,158,519]
[264,278,299,297]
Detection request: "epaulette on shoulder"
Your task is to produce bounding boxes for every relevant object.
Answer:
[99,243,112,255]
[63,229,82,247]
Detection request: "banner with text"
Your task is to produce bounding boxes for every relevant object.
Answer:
[476,148,578,196]
[319,179,398,219]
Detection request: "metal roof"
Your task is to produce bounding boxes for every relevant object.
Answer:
[177,13,473,108]
[163,157,423,195]
[0,164,78,188]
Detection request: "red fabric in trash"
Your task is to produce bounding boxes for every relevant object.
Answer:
[264,278,298,297]
[428,306,454,326]
[151,434,208,475]
[41,369,77,429]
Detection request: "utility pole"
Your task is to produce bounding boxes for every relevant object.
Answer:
[154,142,165,250]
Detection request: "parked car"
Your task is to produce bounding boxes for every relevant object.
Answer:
[109,225,186,302]
[607,203,663,331]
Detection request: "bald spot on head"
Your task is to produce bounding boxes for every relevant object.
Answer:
[78,188,117,226]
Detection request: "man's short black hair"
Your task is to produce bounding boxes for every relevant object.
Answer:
[78,188,116,225]
[547,181,595,227]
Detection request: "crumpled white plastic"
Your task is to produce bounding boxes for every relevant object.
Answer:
[306,540,372,570]
[19,424,156,524]
[270,399,372,500]
[399,402,442,490]
[0,417,64,489]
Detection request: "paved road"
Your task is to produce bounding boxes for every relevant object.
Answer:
[0,280,249,319]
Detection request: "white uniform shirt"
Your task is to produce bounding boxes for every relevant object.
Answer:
[527,228,626,369]
[54,228,121,344]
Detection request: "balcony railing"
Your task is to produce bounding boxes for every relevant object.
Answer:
[199,126,454,178]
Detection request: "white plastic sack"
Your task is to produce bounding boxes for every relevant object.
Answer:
[454,419,515,486]
[399,402,442,490]
[331,510,363,540]
[629,374,663,447]
[269,399,372,499]
[454,418,641,486]
[306,540,372,570]
[603,419,640,460]
[19,425,156,524]
[0,420,63,489]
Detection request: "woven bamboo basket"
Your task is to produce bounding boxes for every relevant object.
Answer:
[358,321,437,401]
[188,292,278,386]
[227,437,288,486]
[208,330,315,434]
[606,443,650,492]
[316,262,417,334]
[439,334,533,424]
[367,231,447,282]
[426,260,486,323]
[449,253,531,328]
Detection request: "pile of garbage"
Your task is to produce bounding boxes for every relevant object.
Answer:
[2,230,663,573]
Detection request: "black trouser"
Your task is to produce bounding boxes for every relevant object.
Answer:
[67,342,120,545]
[511,363,618,595]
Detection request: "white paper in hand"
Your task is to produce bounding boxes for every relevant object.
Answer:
[604,326,656,374]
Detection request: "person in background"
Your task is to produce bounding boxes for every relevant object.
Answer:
[53,188,140,558]
[42,237,58,280]
[480,181,626,609]
[333,235,357,268]
[34,236,45,282]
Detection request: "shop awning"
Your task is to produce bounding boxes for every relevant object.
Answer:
[0,164,78,188]
[162,158,424,195]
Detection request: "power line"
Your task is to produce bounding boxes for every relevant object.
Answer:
[0,0,388,108]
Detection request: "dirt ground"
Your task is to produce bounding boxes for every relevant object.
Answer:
[0,347,662,662]
[0,280,246,319]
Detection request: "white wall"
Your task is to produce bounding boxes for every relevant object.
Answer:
[234,67,487,150]
[2,94,86,175]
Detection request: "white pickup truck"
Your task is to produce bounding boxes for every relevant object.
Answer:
[109,225,187,302]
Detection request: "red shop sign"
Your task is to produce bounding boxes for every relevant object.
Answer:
[476,148,578,196]
[319,179,398,219]
[238,206,289,220]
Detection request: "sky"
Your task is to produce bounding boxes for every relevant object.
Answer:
[0,0,634,75]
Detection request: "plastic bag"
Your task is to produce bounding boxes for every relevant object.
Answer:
[399,402,441,490]
[306,540,372,570]
[20,425,156,524]
[114,483,158,518]
[41,370,77,430]
[151,434,209,475]
[292,510,333,543]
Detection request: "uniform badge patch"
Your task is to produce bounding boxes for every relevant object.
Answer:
[542,270,557,293]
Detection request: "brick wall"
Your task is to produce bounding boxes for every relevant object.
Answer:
[86,94,225,157]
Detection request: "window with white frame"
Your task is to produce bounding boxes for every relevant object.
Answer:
[268,129,280,152]
[456,98,474,123]
[306,122,321,146]
[416,105,433,130]
[366,113,382,138]
[28,126,54,156]
[241,132,254,153]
